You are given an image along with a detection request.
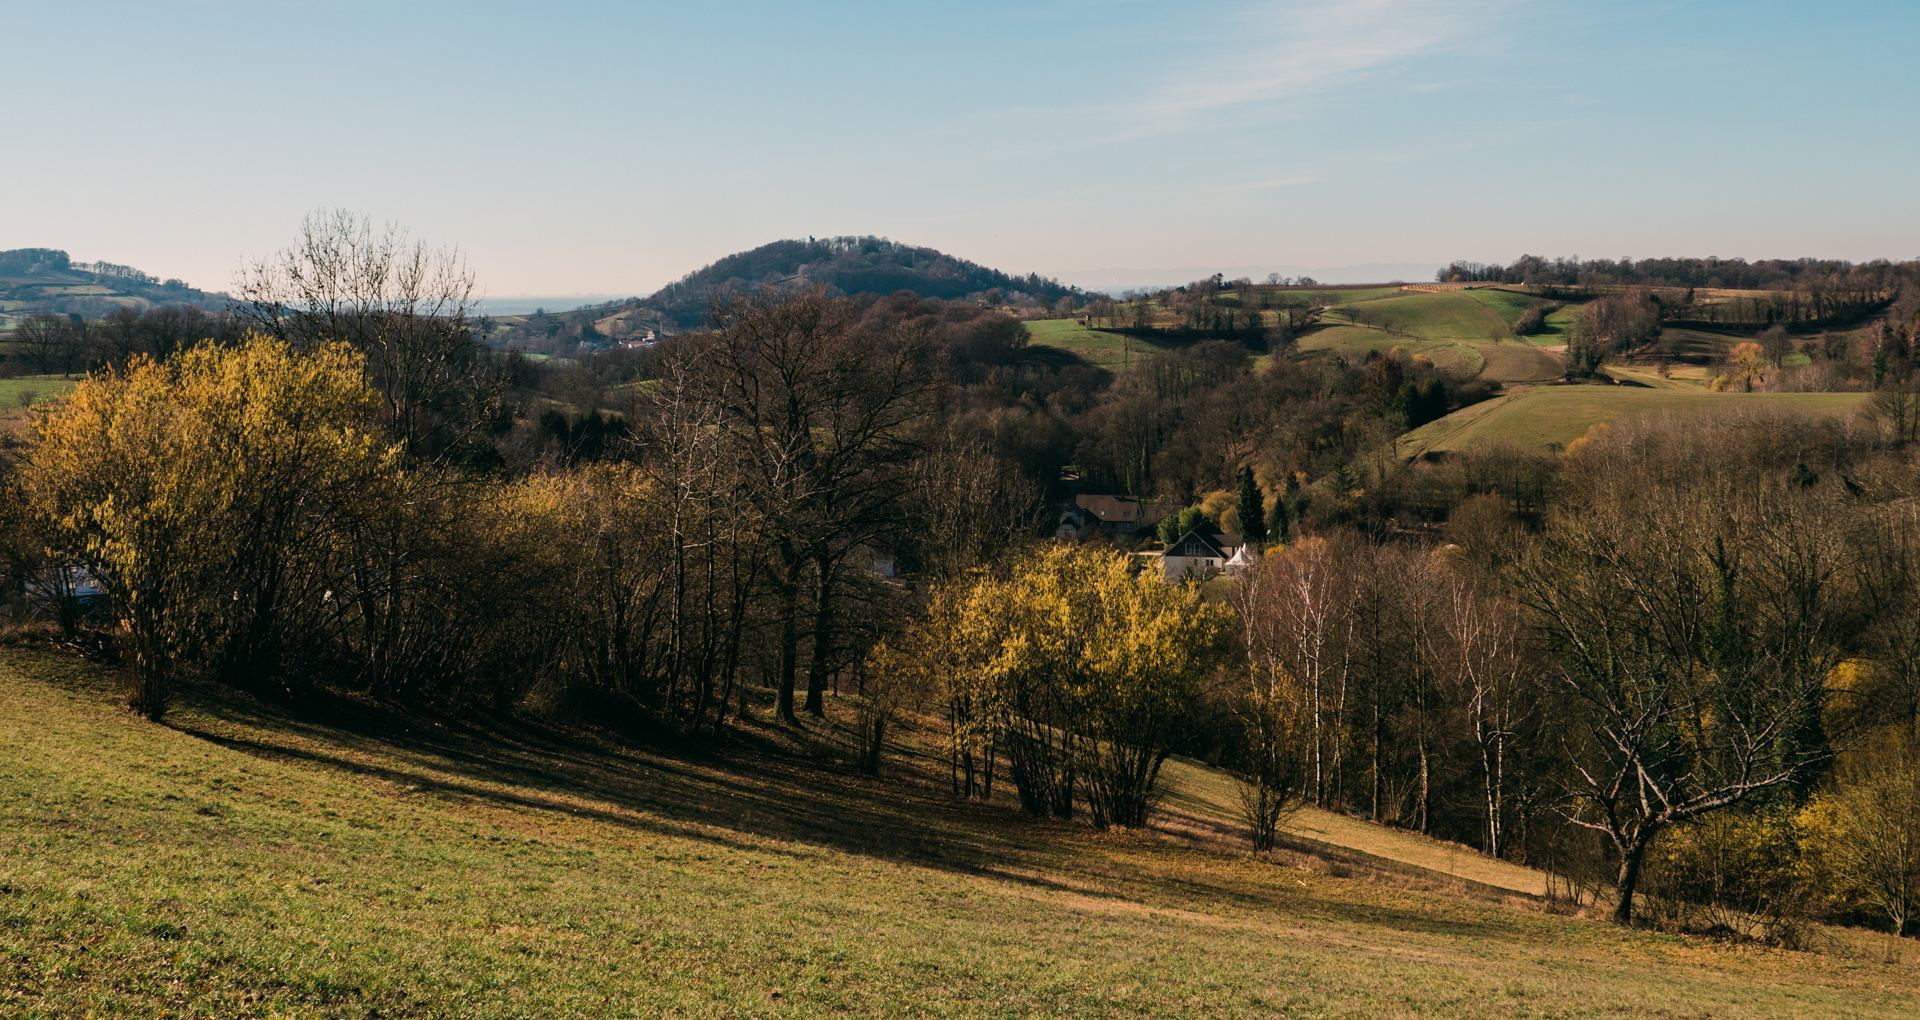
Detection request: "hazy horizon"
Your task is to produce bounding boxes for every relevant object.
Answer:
[7,1,1916,298]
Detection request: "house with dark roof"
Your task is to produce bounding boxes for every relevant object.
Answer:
[1160,529,1243,582]
[1053,503,1094,541]
[1072,494,1175,535]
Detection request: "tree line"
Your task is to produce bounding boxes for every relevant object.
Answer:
[1439,254,1919,295]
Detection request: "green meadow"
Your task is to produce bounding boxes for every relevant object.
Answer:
[0,376,79,408]
[1397,386,1873,457]
[2,649,1913,1018]
[1327,291,1515,342]
[1023,319,1169,369]
[1296,326,1486,377]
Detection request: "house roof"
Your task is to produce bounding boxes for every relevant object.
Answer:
[1075,494,1143,520]
[1166,529,1230,559]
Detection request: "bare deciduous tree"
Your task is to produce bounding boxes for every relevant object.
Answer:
[1518,475,1845,924]
[233,209,485,454]
[663,288,934,722]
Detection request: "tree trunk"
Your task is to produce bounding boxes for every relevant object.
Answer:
[776,577,800,724]
[1370,699,1382,821]
[1612,831,1655,926]
[804,548,835,716]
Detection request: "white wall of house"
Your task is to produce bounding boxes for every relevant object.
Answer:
[1161,553,1220,582]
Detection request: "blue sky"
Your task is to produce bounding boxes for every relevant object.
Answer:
[4,0,1916,297]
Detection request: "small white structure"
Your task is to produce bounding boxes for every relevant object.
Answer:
[1223,543,1259,576]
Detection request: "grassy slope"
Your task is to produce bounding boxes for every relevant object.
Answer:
[1296,326,1486,378]
[1463,289,1541,326]
[4,651,1915,1019]
[1298,286,1402,304]
[1329,292,1513,342]
[1023,319,1168,369]
[1398,387,1873,457]
[1303,293,1574,383]
[1156,759,1551,897]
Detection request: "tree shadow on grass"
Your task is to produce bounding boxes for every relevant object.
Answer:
[161,679,1128,905]
[88,664,1568,947]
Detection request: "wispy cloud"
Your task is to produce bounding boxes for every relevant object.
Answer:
[1147,0,1516,117]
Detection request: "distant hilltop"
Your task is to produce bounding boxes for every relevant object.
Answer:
[630,236,1084,329]
[0,248,224,326]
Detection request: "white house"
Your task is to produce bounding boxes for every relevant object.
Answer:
[1161,529,1243,582]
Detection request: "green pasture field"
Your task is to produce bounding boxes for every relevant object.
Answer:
[1296,325,1485,377]
[1532,306,1580,344]
[1295,286,1402,304]
[1398,386,1872,458]
[1472,343,1563,384]
[1464,288,1580,344]
[1327,292,1515,342]
[3,649,1913,1019]
[0,376,78,407]
[1305,292,1589,384]
[1023,318,1169,369]
[1463,288,1543,326]
[1297,325,1570,384]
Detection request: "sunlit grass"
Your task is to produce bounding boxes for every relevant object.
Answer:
[1398,387,1873,457]
[0,375,77,408]
[1023,319,1169,369]
[1,649,1912,1018]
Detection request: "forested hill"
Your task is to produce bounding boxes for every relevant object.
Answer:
[0,248,224,324]
[637,236,1083,327]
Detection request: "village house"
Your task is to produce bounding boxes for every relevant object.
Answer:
[1053,503,1093,541]
[1159,528,1245,582]
[1055,494,1175,541]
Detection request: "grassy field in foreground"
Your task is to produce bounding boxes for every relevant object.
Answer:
[3,650,1915,1018]
[1398,386,1873,457]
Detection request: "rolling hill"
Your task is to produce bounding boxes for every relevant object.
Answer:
[631,236,1084,328]
[1295,288,1567,384]
[0,248,225,329]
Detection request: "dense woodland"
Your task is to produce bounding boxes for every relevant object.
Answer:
[5,217,1920,940]
[613,235,1082,330]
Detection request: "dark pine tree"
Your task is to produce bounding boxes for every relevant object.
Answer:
[1237,467,1268,546]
